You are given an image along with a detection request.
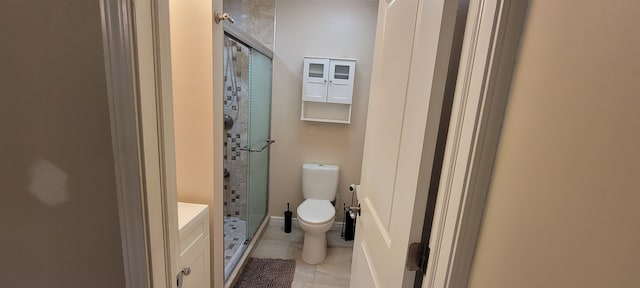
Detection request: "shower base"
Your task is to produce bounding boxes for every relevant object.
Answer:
[224,216,247,280]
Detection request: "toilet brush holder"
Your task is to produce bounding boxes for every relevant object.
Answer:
[284,203,292,233]
[343,205,355,241]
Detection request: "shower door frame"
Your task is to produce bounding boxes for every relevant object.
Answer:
[222,22,275,284]
[223,24,274,60]
[221,28,273,235]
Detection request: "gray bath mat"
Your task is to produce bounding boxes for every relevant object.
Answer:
[235,258,296,288]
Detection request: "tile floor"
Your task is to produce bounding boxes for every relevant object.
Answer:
[224,217,247,268]
[251,220,354,288]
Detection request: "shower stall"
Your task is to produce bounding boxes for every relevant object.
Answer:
[221,24,273,280]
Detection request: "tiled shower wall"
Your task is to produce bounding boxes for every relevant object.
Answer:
[223,0,275,49]
[223,38,250,219]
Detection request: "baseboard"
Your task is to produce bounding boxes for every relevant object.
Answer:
[269,216,343,232]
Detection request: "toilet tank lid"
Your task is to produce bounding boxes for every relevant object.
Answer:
[303,163,339,171]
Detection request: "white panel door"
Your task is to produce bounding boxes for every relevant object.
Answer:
[302,58,330,102]
[350,0,456,287]
[327,60,355,104]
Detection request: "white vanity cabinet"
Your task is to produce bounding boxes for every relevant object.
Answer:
[178,202,210,288]
[302,57,356,123]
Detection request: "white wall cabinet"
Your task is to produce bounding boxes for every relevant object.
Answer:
[302,58,330,102]
[302,57,356,123]
[327,59,356,104]
[178,202,210,288]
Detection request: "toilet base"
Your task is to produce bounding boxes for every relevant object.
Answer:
[301,231,327,264]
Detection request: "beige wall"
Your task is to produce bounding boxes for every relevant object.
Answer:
[170,0,215,208]
[169,0,225,286]
[0,0,125,287]
[270,0,378,220]
[469,1,640,287]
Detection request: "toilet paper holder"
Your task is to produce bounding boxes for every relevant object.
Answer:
[347,184,360,220]
[347,204,361,219]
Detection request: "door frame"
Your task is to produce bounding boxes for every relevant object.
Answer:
[100,0,179,287]
[100,0,150,287]
[424,0,529,287]
[101,0,530,287]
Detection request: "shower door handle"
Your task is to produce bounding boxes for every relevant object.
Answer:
[240,139,275,152]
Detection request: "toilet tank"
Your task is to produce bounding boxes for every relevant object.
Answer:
[302,163,339,200]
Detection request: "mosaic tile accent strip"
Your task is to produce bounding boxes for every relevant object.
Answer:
[223,36,249,220]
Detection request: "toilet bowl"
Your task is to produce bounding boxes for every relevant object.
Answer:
[298,163,340,264]
[297,199,336,264]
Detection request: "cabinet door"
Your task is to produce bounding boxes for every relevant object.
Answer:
[179,235,210,288]
[327,60,355,104]
[302,58,330,102]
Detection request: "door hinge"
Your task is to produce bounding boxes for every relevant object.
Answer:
[406,242,430,275]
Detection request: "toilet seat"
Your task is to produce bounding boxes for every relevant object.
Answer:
[297,199,335,224]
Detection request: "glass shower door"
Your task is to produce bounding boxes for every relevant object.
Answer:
[221,32,272,281]
[246,49,272,239]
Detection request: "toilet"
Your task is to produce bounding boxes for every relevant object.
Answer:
[297,163,339,264]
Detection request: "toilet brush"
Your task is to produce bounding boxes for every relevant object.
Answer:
[284,203,292,233]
